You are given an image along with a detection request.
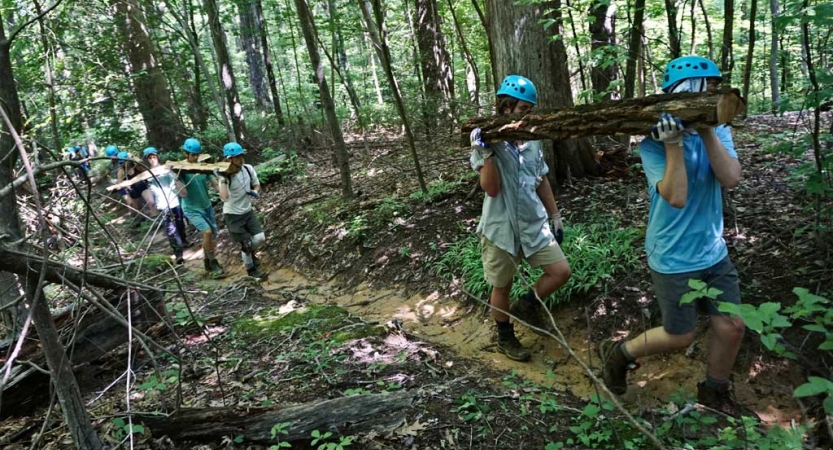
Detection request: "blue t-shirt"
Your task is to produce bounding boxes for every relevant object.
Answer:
[639,126,737,274]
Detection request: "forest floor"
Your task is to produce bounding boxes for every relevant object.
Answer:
[1,113,831,449]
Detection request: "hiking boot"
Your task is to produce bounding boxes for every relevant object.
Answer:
[496,328,531,362]
[247,267,266,280]
[209,259,225,279]
[203,259,212,272]
[598,339,630,395]
[252,254,261,268]
[510,297,555,336]
[697,382,761,420]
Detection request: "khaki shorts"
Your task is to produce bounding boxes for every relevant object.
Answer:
[481,236,566,288]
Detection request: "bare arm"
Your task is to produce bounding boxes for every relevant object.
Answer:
[656,143,688,208]
[218,177,230,201]
[698,127,742,189]
[479,157,500,197]
[536,176,558,215]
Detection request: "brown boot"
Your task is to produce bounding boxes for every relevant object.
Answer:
[510,294,556,336]
[697,382,761,420]
[598,339,630,395]
[496,326,531,362]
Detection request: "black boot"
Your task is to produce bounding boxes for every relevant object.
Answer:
[598,339,630,395]
[495,323,531,362]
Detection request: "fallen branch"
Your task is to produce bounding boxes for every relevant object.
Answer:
[139,390,416,444]
[460,88,746,143]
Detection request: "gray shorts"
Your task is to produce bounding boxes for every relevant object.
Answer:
[650,256,741,335]
[225,210,262,244]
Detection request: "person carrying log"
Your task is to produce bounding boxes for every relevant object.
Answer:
[117,151,157,218]
[143,147,190,264]
[598,55,758,419]
[469,75,572,362]
[215,142,266,280]
[178,138,225,278]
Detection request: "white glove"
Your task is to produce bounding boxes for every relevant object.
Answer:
[470,128,493,159]
[550,213,564,244]
[651,113,685,145]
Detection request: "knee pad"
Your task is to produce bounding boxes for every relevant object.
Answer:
[251,232,266,250]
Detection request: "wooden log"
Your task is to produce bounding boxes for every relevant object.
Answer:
[105,165,171,192]
[165,160,231,175]
[0,289,165,418]
[139,391,416,444]
[460,88,746,143]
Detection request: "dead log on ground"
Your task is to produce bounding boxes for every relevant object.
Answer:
[140,390,416,444]
[461,88,746,143]
[0,289,165,417]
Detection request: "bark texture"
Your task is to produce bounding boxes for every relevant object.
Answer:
[461,89,746,142]
[415,0,454,111]
[624,0,646,99]
[720,0,734,80]
[204,0,247,142]
[485,0,599,180]
[589,0,617,101]
[140,391,416,443]
[113,0,185,150]
[239,0,270,109]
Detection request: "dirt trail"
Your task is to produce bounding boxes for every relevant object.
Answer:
[177,246,806,428]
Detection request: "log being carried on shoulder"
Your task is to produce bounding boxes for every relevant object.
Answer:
[460,87,746,143]
[106,159,231,192]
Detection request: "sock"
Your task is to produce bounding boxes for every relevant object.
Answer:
[705,374,730,390]
[495,320,513,332]
[619,343,636,363]
[241,251,254,269]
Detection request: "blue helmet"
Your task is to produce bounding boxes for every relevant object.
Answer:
[496,75,537,105]
[117,151,130,164]
[223,142,245,159]
[143,147,159,158]
[662,55,721,92]
[65,147,75,154]
[105,145,119,157]
[183,138,202,154]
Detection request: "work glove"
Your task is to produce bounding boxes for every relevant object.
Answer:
[212,168,221,178]
[247,190,260,199]
[550,213,564,245]
[650,113,685,145]
[470,128,493,160]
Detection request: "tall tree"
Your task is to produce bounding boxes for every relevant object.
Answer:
[588,0,618,101]
[446,0,479,107]
[769,0,781,112]
[698,0,714,59]
[0,10,104,449]
[624,0,646,98]
[113,0,186,150]
[741,0,758,109]
[239,0,271,110]
[324,0,360,110]
[254,0,285,125]
[185,0,209,131]
[204,0,247,142]
[664,0,682,58]
[415,0,454,118]
[485,0,598,181]
[294,0,353,198]
[358,0,428,194]
[720,0,734,81]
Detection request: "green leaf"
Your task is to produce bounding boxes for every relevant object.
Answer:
[824,396,833,415]
[235,434,245,443]
[803,324,828,333]
[760,334,779,351]
[818,340,833,351]
[794,377,833,397]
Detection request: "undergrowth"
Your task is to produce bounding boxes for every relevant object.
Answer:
[433,218,642,306]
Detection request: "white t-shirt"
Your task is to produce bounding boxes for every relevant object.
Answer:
[149,172,180,210]
[222,164,260,215]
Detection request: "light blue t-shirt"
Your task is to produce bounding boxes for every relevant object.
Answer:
[640,126,737,274]
[470,140,552,257]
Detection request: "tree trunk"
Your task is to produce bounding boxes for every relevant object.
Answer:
[326,0,360,110]
[358,0,428,194]
[589,0,617,101]
[294,0,353,198]
[664,0,682,58]
[624,0,646,99]
[698,0,714,60]
[720,0,734,81]
[446,0,479,107]
[768,0,780,113]
[204,0,247,143]
[113,0,186,150]
[485,0,599,182]
[33,0,62,158]
[140,391,415,444]
[415,0,454,119]
[253,0,285,125]
[741,0,757,112]
[565,0,588,93]
[461,88,747,141]
[239,0,271,110]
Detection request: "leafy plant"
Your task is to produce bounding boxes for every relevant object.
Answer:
[268,422,292,449]
[409,179,461,203]
[257,149,306,185]
[310,430,353,450]
[109,417,145,441]
[168,302,205,327]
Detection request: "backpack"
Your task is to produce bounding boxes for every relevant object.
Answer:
[224,164,256,190]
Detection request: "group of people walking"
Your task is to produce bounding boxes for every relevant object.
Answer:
[470,55,757,419]
[104,139,268,280]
